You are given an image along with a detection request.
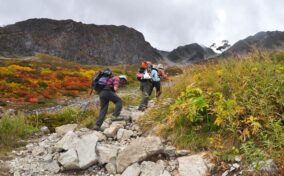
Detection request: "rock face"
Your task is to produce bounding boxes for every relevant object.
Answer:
[116,136,164,173]
[0,18,162,65]
[168,43,216,63]
[222,31,284,57]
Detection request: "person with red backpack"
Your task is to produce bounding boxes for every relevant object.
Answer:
[137,61,154,111]
[91,68,124,131]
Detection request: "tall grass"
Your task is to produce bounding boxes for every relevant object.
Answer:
[0,114,38,147]
[139,51,284,169]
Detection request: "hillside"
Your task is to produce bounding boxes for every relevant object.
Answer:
[222,31,284,57]
[167,43,216,63]
[0,18,162,65]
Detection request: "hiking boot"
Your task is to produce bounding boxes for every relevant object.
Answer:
[111,115,125,121]
[91,124,103,131]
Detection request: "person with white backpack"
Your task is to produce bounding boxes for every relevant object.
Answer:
[136,61,154,111]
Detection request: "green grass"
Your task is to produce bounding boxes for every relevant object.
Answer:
[138,51,284,170]
[0,114,38,147]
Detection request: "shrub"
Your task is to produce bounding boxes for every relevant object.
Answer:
[144,52,284,167]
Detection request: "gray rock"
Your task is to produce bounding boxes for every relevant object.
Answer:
[93,131,107,141]
[176,149,190,156]
[116,136,164,173]
[177,153,211,176]
[130,111,144,121]
[43,160,60,173]
[106,162,117,174]
[55,124,77,136]
[54,131,80,151]
[163,146,176,157]
[96,144,119,164]
[117,129,134,141]
[76,131,99,169]
[140,161,169,176]
[104,122,126,138]
[58,149,79,170]
[254,159,278,172]
[121,163,141,176]
[31,146,45,157]
[221,170,229,176]
[40,126,50,134]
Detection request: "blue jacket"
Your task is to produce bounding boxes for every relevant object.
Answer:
[151,69,160,82]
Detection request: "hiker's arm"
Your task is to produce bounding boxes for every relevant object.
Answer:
[113,77,120,92]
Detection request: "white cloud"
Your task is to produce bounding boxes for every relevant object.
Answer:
[0,0,284,51]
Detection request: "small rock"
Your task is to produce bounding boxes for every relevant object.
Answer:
[104,122,126,138]
[40,126,50,134]
[117,129,134,141]
[44,160,60,173]
[256,159,278,172]
[54,131,80,151]
[176,150,190,156]
[177,152,212,176]
[121,163,141,176]
[106,162,117,174]
[232,163,240,169]
[55,124,77,136]
[222,170,230,176]
[163,146,176,157]
[234,156,241,162]
[140,161,168,176]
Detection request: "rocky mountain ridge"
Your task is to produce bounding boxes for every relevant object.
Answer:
[166,43,216,64]
[0,18,161,65]
[222,31,284,57]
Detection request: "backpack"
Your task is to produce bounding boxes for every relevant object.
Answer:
[136,61,152,81]
[92,69,112,92]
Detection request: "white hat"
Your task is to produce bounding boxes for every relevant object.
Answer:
[119,75,127,80]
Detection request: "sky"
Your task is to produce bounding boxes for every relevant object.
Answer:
[0,0,284,51]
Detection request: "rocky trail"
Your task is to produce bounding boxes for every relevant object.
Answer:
[1,98,223,176]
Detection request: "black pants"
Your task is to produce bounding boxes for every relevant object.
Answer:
[139,80,153,110]
[150,81,161,97]
[96,90,122,127]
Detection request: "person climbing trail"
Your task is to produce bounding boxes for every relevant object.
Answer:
[91,68,124,131]
[137,61,154,111]
[150,64,167,97]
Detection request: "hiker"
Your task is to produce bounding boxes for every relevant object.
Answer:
[150,64,167,97]
[91,68,123,131]
[137,61,154,111]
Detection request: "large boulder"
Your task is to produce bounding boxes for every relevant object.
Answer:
[76,132,99,169]
[116,136,164,173]
[55,131,80,151]
[56,131,99,170]
[55,124,78,136]
[177,152,212,176]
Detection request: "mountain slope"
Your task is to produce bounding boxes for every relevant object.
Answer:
[222,31,284,57]
[167,43,216,63]
[0,18,162,65]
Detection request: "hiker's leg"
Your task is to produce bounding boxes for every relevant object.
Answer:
[139,81,152,110]
[139,82,148,110]
[96,91,109,127]
[107,91,123,117]
[156,82,161,97]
